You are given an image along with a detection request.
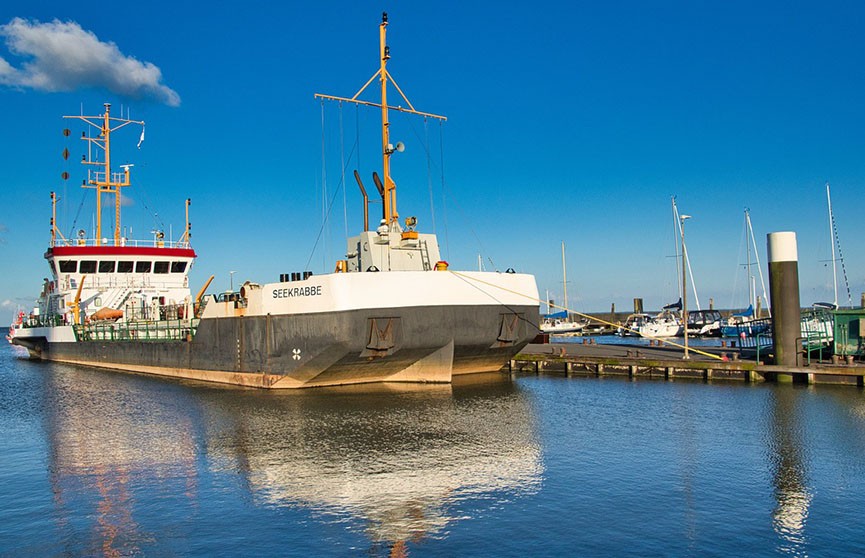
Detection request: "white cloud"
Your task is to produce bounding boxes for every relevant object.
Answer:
[1,299,15,308]
[0,17,180,106]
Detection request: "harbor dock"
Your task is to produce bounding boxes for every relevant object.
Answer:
[512,341,865,386]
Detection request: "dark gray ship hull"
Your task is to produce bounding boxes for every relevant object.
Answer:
[21,304,539,388]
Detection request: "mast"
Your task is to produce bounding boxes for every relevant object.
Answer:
[64,103,144,246]
[314,13,446,230]
[561,241,568,312]
[745,210,754,309]
[744,209,770,316]
[672,197,701,310]
[827,183,838,308]
[825,182,852,307]
[671,197,681,297]
[379,15,395,226]
[49,192,68,246]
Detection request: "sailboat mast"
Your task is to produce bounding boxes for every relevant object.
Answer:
[561,241,568,312]
[744,209,770,316]
[671,197,682,297]
[827,182,838,307]
[745,210,754,309]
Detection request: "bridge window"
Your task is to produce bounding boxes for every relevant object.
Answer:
[154,261,170,274]
[58,260,77,273]
[99,261,116,273]
[135,261,152,273]
[171,261,187,273]
[79,260,97,273]
[117,261,134,273]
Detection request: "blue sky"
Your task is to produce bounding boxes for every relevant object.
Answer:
[2,1,864,325]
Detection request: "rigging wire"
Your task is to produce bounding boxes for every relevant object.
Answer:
[830,199,853,306]
[356,104,361,178]
[304,136,358,272]
[449,270,725,361]
[424,117,437,235]
[134,161,167,236]
[671,196,681,298]
[339,102,348,240]
[68,188,91,239]
[439,120,451,262]
[320,100,328,269]
[66,123,91,239]
[727,212,748,311]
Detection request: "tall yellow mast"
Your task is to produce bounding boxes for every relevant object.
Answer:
[315,12,446,229]
[379,16,394,224]
[64,103,144,246]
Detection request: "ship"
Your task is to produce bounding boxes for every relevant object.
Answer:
[7,13,541,389]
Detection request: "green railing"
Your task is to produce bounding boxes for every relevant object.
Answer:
[74,318,200,342]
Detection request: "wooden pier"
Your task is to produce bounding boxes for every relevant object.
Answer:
[511,342,865,387]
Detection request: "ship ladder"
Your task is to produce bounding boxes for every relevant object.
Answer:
[104,288,133,314]
[420,239,432,271]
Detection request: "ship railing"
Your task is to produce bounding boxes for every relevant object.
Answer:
[19,313,67,329]
[727,318,774,350]
[801,308,835,364]
[60,274,188,291]
[74,317,201,342]
[50,237,191,249]
[122,303,192,323]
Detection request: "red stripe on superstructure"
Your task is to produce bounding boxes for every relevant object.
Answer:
[46,246,197,258]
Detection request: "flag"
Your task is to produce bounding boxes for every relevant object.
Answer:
[137,126,145,149]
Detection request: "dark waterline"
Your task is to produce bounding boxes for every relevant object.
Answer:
[2,344,865,556]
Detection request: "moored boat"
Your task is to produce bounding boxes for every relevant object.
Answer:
[687,309,723,337]
[616,313,653,336]
[540,311,587,335]
[721,209,771,338]
[8,14,540,388]
[720,305,769,337]
[540,241,587,335]
[638,310,683,339]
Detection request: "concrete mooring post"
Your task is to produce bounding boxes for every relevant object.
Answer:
[767,232,801,367]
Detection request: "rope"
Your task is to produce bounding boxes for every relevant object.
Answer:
[439,120,450,260]
[339,102,348,240]
[304,134,359,272]
[446,269,539,331]
[68,188,91,239]
[830,208,853,306]
[448,270,725,361]
[320,100,328,268]
[424,117,436,235]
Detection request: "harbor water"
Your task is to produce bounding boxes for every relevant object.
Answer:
[2,342,865,557]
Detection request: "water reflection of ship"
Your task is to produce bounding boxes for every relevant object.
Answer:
[43,368,199,557]
[200,375,544,548]
[42,367,542,554]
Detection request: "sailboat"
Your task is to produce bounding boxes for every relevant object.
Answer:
[820,182,851,309]
[638,198,693,339]
[540,242,587,335]
[801,183,848,346]
[721,209,771,338]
